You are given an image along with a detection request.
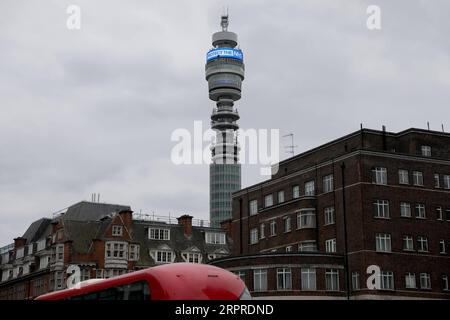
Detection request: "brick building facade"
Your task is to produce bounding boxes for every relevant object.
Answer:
[0,201,230,300]
[211,128,450,299]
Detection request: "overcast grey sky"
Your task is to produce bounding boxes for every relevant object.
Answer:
[1,0,449,246]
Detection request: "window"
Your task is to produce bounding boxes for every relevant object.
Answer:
[444,175,450,189]
[412,171,424,186]
[375,233,391,252]
[56,244,64,261]
[421,145,431,157]
[155,250,173,263]
[403,235,414,251]
[234,271,246,283]
[105,242,127,259]
[436,206,443,220]
[285,246,293,252]
[325,238,337,253]
[264,194,273,208]
[39,256,50,269]
[277,268,292,290]
[69,281,150,300]
[298,241,317,252]
[447,209,450,221]
[54,271,64,290]
[372,167,387,185]
[301,268,316,291]
[325,269,339,291]
[380,271,394,290]
[81,269,90,282]
[149,228,170,240]
[249,200,258,215]
[253,269,267,292]
[250,228,259,244]
[417,236,429,252]
[415,204,426,219]
[323,175,334,193]
[297,209,316,229]
[352,272,360,290]
[304,180,315,196]
[373,200,390,218]
[182,252,202,263]
[434,174,440,188]
[129,244,140,261]
[112,225,123,236]
[439,240,446,254]
[269,220,276,236]
[36,239,46,252]
[398,169,409,185]
[420,273,431,289]
[292,185,300,199]
[278,191,285,203]
[405,273,416,289]
[260,223,265,239]
[16,248,24,259]
[205,232,226,244]
[284,216,291,232]
[443,275,449,291]
[400,202,411,217]
[324,207,335,225]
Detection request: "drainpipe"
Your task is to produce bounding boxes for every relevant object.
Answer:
[340,162,351,300]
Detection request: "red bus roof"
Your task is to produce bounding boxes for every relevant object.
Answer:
[35,263,245,300]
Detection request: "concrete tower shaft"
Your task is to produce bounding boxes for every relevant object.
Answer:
[206,15,244,227]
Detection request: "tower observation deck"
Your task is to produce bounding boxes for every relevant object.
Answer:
[205,15,244,227]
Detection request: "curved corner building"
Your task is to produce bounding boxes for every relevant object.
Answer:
[205,15,244,227]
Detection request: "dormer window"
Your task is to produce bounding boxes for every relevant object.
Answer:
[112,225,123,236]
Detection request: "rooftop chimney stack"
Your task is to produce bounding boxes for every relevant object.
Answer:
[177,214,193,237]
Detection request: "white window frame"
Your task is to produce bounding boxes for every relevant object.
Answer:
[250,228,259,245]
[105,241,128,259]
[415,204,426,219]
[417,236,429,252]
[269,220,276,236]
[260,223,265,239]
[380,271,394,290]
[304,180,315,196]
[205,232,226,245]
[444,175,450,189]
[249,200,258,215]
[420,273,431,289]
[442,275,449,291]
[352,271,360,290]
[154,250,174,264]
[264,194,273,208]
[373,199,390,218]
[298,241,317,252]
[292,185,300,199]
[149,228,170,240]
[301,268,316,291]
[324,207,335,225]
[56,244,64,262]
[276,268,292,291]
[412,171,424,186]
[325,238,337,253]
[436,206,443,220]
[375,233,392,252]
[372,167,387,185]
[403,235,414,251]
[398,169,409,185]
[325,269,339,291]
[439,240,446,254]
[182,252,202,264]
[323,174,334,193]
[405,272,416,289]
[284,216,291,232]
[421,145,431,157]
[297,209,316,229]
[129,244,140,261]
[400,202,411,217]
[112,225,123,236]
[434,174,440,188]
[253,269,267,292]
[277,190,285,203]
